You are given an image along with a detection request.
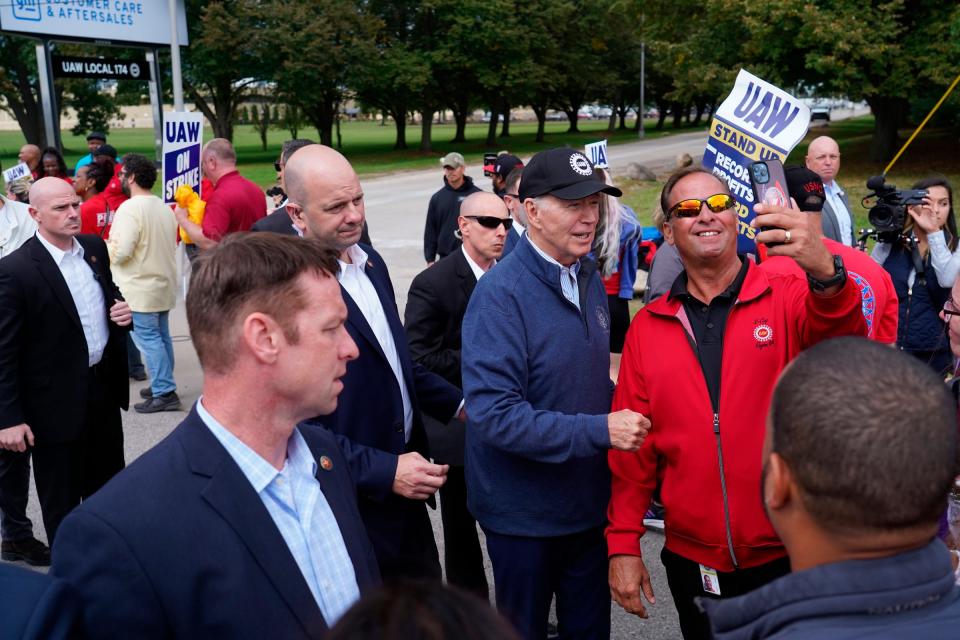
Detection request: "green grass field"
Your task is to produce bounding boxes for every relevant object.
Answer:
[0,117,707,189]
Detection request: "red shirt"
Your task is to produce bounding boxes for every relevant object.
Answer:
[759,238,898,343]
[201,171,266,241]
[80,192,113,238]
[102,163,129,213]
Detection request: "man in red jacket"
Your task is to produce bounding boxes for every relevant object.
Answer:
[607,166,867,638]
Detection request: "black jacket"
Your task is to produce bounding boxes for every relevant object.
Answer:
[423,176,481,262]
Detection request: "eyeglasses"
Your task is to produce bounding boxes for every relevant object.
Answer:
[464,215,513,230]
[943,299,960,318]
[668,193,735,219]
[274,161,282,172]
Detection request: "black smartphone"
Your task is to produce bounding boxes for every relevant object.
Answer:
[749,159,790,246]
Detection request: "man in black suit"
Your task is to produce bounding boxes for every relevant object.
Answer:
[285,144,464,581]
[404,191,511,596]
[0,177,130,545]
[52,234,380,637]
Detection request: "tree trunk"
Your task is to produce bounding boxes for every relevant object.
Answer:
[692,100,705,125]
[500,100,511,137]
[532,105,547,142]
[564,108,580,133]
[671,102,683,128]
[452,110,468,143]
[867,96,908,163]
[392,110,407,149]
[420,110,434,152]
[485,109,500,147]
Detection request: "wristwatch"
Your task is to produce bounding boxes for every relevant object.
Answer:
[807,254,847,292]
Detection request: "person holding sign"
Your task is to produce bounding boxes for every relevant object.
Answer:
[174,139,266,252]
[607,167,866,639]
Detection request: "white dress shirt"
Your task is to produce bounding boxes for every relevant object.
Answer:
[35,232,109,366]
[461,245,495,281]
[824,180,853,246]
[337,244,414,441]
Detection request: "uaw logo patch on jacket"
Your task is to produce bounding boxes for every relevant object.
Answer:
[752,318,774,349]
[595,305,610,332]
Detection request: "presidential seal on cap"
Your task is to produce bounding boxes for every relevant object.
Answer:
[440,152,465,169]
[518,148,622,202]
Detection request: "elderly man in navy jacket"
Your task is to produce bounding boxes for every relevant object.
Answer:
[52,234,380,638]
[285,144,463,581]
[461,148,649,640]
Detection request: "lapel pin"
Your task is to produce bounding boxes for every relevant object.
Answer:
[366,260,374,269]
[89,255,97,264]
[319,456,333,471]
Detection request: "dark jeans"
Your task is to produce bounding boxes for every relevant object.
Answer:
[0,449,35,541]
[484,526,610,640]
[661,547,790,639]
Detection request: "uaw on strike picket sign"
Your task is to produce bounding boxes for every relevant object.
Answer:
[703,69,810,252]
[162,113,204,205]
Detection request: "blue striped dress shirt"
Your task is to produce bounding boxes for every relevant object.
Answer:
[197,399,361,625]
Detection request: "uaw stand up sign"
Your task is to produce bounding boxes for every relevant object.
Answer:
[702,69,810,253]
[163,113,204,205]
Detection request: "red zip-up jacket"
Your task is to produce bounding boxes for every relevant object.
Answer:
[607,259,866,571]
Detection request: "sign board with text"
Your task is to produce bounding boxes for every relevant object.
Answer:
[162,112,203,205]
[585,140,609,169]
[702,69,810,252]
[52,55,148,80]
[3,162,31,185]
[0,1,189,47]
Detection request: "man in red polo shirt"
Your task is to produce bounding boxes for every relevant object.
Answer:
[174,138,265,254]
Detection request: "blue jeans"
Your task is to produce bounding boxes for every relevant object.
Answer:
[132,311,176,395]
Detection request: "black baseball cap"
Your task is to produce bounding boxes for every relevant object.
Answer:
[518,148,622,201]
[493,154,523,180]
[784,165,826,212]
[86,131,107,142]
[93,144,117,159]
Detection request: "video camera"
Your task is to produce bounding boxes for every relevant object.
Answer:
[865,175,928,243]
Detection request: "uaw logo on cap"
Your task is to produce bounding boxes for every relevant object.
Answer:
[569,152,593,176]
[752,319,774,349]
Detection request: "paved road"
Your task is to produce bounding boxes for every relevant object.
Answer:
[11,129,789,638]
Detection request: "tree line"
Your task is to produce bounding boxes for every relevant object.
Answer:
[1,0,957,162]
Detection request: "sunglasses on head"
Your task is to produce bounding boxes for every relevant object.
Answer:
[464,215,513,230]
[668,193,735,219]
[274,161,282,172]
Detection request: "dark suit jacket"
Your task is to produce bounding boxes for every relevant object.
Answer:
[307,244,461,564]
[51,408,380,639]
[404,250,475,464]
[0,563,82,640]
[0,234,128,444]
[252,207,373,245]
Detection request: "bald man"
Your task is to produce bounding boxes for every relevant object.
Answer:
[403,191,511,596]
[174,138,265,252]
[0,178,131,545]
[806,136,855,246]
[18,144,41,179]
[284,145,464,580]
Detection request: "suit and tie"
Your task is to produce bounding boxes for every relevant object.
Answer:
[821,181,856,246]
[308,243,462,580]
[404,248,489,595]
[0,234,128,543]
[51,408,380,638]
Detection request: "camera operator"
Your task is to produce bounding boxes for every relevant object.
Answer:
[873,176,958,374]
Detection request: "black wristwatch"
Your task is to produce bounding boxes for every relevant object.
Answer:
[807,254,847,292]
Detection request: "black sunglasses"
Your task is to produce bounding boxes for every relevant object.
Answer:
[464,215,513,230]
[274,161,282,172]
[943,299,960,318]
